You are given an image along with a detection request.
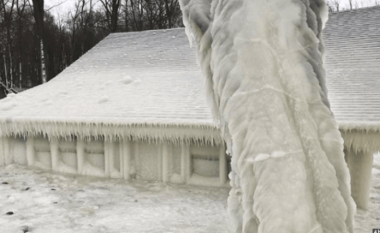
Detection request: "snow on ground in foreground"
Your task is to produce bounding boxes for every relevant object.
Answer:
[1,154,379,233]
[0,165,231,233]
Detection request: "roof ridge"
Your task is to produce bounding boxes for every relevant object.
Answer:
[109,28,185,36]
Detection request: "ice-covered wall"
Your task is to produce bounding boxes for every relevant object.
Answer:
[180,0,355,232]
[0,134,229,187]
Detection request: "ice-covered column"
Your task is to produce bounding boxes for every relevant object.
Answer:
[219,145,227,185]
[180,0,355,232]
[26,136,35,166]
[108,141,116,178]
[2,137,11,165]
[109,141,123,179]
[76,138,85,174]
[345,149,374,210]
[183,145,191,184]
[50,137,59,171]
[181,144,189,183]
[122,139,132,180]
[162,143,169,183]
[157,144,163,181]
[104,139,113,177]
[0,137,5,166]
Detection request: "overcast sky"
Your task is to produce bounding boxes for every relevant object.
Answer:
[46,0,378,20]
[46,0,96,20]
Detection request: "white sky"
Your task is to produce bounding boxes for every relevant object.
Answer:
[46,0,100,20]
[46,0,377,21]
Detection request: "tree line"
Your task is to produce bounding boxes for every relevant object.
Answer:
[326,0,379,12]
[0,0,182,92]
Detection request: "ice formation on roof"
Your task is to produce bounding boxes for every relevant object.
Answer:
[180,0,355,232]
[323,6,380,135]
[0,7,379,147]
[0,30,220,144]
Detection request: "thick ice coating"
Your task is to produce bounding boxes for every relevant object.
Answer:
[179,0,356,232]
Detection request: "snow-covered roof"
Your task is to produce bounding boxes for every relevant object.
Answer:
[322,6,380,152]
[0,6,379,147]
[323,6,380,131]
[0,29,221,143]
[0,30,211,126]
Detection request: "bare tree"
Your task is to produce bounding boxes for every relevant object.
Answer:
[326,1,335,12]
[123,0,181,31]
[16,0,28,87]
[163,0,179,28]
[67,0,86,62]
[129,0,144,30]
[31,0,46,83]
[0,0,16,88]
[99,0,121,32]
[333,0,341,11]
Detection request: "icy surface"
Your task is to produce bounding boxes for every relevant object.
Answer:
[0,162,379,233]
[323,6,380,127]
[0,8,379,134]
[0,165,231,233]
[180,0,358,232]
[0,30,214,128]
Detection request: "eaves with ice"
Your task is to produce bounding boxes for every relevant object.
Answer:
[0,6,379,152]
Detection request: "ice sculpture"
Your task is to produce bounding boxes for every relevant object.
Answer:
[179,0,356,232]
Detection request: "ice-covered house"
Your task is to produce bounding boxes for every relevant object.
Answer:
[0,6,379,208]
[0,28,228,188]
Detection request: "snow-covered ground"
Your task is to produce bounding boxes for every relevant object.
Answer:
[1,153,379,233]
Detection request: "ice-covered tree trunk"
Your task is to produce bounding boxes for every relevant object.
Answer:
[179,0,355,232]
